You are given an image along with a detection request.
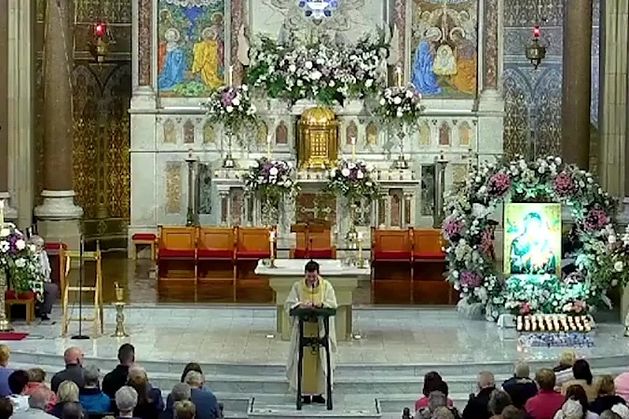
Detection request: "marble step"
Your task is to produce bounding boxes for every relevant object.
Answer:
[247,395,381,419]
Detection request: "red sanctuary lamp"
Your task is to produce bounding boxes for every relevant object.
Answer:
[525,24,546,69]
[90,21,109,63]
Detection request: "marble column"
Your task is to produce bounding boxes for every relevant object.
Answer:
[561,0,593,169]
[481,0,500,95]
[7,0,34,227]
[0,0,10,218]
[34,0,82,246]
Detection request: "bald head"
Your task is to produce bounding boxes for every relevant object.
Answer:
[64,347,83,366]
[28,387,51,410]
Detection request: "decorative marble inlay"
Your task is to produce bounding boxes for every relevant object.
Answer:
[230,188,243,225]
[138,0,152,86]
[366,122,378,145]
[184,119,195,143]
[483,0,499,90]
[165,162,182,214]
[458,121,471,146]
[203,121,216,144]
[420,164,435,216]
[257,121,268,145]
[419,121,430,145]
[439,122,450,145]
[390,191,402,227]
[395,0,406,68]
[230,0,243,85]
[345,121,358,145]
[198,163,212,214]
[451,163,469,185]
[276,122,288,145]
[163,119,177,144]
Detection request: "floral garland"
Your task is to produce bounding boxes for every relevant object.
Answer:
[442,156,629,321]
[0,224,44,298]
[374,85,424,129]
[247,33,387,105]
[242,158,298,223]
[326,160,380,204]
[203,84,257,138]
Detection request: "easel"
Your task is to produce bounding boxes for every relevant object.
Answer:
[61,241,104,337]
[291,222,329,259]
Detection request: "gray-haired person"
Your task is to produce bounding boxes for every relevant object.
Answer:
[115,386,138,419]
[12,387,57,419]
[162,383,191,419]
[29,235,59,321]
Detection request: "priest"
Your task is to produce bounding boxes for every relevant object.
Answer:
[285,260,338,405]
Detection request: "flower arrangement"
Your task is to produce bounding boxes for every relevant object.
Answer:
[325,160,380,204]
[0,224,44,297]
[442,155,627,321]
[242,158,298,224]
[373,85,424,129]
[247,33,387,105]
[203,84,257,137]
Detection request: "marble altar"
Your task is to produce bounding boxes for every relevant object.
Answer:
[256,259,368,341]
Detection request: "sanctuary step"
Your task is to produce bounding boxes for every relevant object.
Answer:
[248,396,381,419]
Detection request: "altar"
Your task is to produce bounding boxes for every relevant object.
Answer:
[256,259,368,341]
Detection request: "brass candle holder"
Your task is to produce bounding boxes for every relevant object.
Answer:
[111,282,129,337]
[356,233,365,269]
[268,230,277,268]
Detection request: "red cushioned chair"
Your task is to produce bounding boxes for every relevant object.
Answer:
[198,227,235,261]
[235,227,273,260]
[157,226,196,260]
[292,228,335,259]
[371,227,413,262]
[131,233,157,260]
[412,228,446,261]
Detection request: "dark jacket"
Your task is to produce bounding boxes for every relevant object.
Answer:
[51,402,87,419]
[502,376,538,408]
[102,365,130,400]
[462,386,495,419]
[589,394,627,414]
[51,365,85,393]
[132,386,164,419]
[161,388,220,419]
[79,387,112,414]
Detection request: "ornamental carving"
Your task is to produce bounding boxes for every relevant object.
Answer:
[138,0,152,85]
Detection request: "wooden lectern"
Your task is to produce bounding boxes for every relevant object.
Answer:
[291,222,330,260]
[289,306,336,411]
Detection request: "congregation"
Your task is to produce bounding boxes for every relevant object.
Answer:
[1,341,629,419]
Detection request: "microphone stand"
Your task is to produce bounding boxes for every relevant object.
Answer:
[71,236,89,340]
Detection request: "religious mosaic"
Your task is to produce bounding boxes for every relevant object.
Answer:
[157,0,227,96]
[410,0,478,97]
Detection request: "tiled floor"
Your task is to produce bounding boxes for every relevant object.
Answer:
[8,306,629,366]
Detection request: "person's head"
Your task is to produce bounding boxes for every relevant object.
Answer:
[62,402,83,419]
[488,389,512,415]
[432,407,454,419]
[127,366,151,404]
[560,398,585,419]
[611,404,629,419]
[27,367,46,383]
[304,260,320,285]
[170,383,191,403]
[63,347,84,367]
[180,363,202,383]
[84,365,100,388]
[115,386,138,416]
[478,371,495,390]
[174,400,196,419]
[596,375,616,396]
[0,345,10,368]
[422,371,443,397]
[201,27,217,41]
[502,405,526,419]
[0,397,13,419]
[28,387,51,410]
[565,384,589,417]
[600,411,622,419]
[427,391,447,412]
[57,380,79,403]
[514,361,530,379]
[29,235,45,252]
[184,371,204,389]
[118,343,135,366]
[535,368,557,391]
[572,359,593,385]
[523,212,544,236]
[8,370,29,395]
[164,28,180,43]
[559,350,577,368]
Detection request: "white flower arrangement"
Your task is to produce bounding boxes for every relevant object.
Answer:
[0,223,44,298]
[374,85,424,129]
[203,84,258,139]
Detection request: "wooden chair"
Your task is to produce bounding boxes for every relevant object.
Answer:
[235,227,273,261]
[197,227,236,301]
[131,233,157,260]
[292,226,335,259]
[412,229,446,261]
[157,226,197,280]
[371,227,413,304]
[411,228,451,305]
[197,227,235,261]
[234,227,274,303]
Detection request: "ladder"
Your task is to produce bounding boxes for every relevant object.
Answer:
[61,242,104,337]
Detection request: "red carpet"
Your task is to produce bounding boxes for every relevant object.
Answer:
[0,332,28,341]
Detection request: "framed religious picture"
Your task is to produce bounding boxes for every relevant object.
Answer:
[503,203,562,277]
[157,0,230,97]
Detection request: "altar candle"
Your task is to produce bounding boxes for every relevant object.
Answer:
[395,65,402,87]
[267,133,272,159]
[228,65,234,86]
[269,230,276,260]
[0,199,4,226]
[351,136,356,159]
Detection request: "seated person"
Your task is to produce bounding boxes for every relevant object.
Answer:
[29,235,59,321]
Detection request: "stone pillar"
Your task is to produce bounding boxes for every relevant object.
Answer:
[7,0,34,227]
[0,0,11,218]
[34,0,82,247]
[481,0,500,96]
[599,0,628,198]
[561,0,593,169]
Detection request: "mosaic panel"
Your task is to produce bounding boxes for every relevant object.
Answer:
[165,162,183,214]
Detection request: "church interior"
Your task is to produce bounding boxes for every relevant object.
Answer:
[2,0,629,418]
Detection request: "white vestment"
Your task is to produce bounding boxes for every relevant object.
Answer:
[285,278,338,397]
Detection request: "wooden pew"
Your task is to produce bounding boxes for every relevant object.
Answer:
[197,227,236,302]
[292,225,335,259]
[235,227,274,303]
[370,227,413,304]
[412,228,452,305]
[157,226,197,301]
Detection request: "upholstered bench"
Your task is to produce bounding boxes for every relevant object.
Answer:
[131,233,157,260]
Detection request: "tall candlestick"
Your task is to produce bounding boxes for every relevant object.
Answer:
[351,136,356,160]
[228,65,234,86]
[0,199,4,227]
[269,230,276,267]
[395,66,402,87]
[267,133,272,159]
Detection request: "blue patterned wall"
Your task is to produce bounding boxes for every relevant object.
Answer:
[502,0,600,158]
